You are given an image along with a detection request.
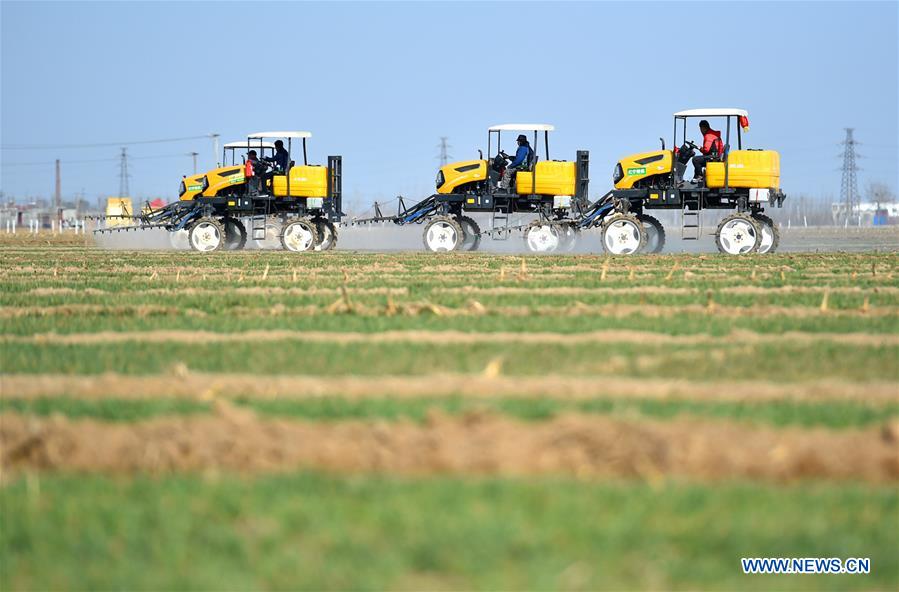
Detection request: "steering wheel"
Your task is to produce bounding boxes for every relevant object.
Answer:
[683,140,700,151]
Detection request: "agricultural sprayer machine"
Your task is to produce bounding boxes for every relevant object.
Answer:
[94,131,343,252]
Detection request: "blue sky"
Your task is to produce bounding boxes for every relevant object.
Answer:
[2,1,897,209]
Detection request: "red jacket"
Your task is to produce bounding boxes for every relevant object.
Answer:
[702,129,724,156]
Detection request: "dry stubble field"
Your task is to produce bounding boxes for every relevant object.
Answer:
[1,234,898,590]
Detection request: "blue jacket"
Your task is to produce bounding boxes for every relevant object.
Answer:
[266,148,290,172]
[510,144,532,169]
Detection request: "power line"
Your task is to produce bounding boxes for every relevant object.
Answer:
[0,153,190,167]
[1,134,214,150]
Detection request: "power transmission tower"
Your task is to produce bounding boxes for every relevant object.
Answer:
[118,147,131,197]
[839,128,861,224]
[436,137,452,166]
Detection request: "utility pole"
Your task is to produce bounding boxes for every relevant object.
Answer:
[210,133,220,166]
[118,147,130,197]
[436,137,451,166]
[839,128,861,225]
[54,159,61,210]
[189,151,199,174]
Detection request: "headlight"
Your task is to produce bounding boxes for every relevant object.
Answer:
[201,176,209,191]
[613,163,623,184]
[178,180,186,196]
[436,170,445,189]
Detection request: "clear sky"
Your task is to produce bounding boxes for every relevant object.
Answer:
[2,0,897,210]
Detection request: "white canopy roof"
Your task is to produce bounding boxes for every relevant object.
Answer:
[488,123,555,132]
[224,141,274,149]
[673,109,749,118]
[247,131,312,139]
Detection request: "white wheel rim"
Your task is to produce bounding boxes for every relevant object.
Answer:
[283,222,315,252]
[425,221,458,252]
[526,224,560,252]
[169,229,189,250]
[604,219,642,255]
[757,221,774,254]
[719,218,758,255]
[255,223,282,250]
[190,222,221,252]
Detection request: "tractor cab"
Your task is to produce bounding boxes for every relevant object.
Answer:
[486,124,551,194]
[243,131,328,198]
[435,123,589,211]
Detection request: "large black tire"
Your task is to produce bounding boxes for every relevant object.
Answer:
[422,216,463,252]
[601,214,647,255]
[637,214,665,254]
[457,215,481,251]
[715,213,762,255]
[223,218,247,251]
[751,213,780,254]
[313,218,338,251]
[188,217,225,252]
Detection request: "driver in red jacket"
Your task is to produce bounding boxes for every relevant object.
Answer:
[692,120,724,183]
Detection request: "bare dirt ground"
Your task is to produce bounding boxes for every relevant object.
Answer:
[2,408,897,482]
[5,373,898,403]
[5,328,899,347]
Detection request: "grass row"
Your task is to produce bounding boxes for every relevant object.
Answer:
[4,310,899,338]
[3,395,897,429]
[2,474,896,591]
[3,340,897,381]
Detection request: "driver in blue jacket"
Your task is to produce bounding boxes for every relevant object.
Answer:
[497,134,533,191]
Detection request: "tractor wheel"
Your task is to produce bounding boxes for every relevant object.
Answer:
[601,214,646,255]
[188,217,225,252]
[281,218,319,252]
[524,221,561,253]
[313,218,338,251]
[457,215,481,251]
[715,213,762,255]
[254,219,283,250]
[638,214,666,254]
[223,218,247,251]
[752,213,780,254]
[422,216,463,252]
[169,229,190,250]
[558,222,581,252]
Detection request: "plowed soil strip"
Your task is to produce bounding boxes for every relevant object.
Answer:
[6,303,894,319]
[436,286,899,295]
[4,373,898,403]
[5,329,899,347]
[2,410,896,482]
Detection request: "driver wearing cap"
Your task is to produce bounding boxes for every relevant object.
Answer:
[497,134,534,191]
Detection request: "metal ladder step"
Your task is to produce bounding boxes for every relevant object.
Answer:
[491,208,510,240]
[251,214,267,241]
[681,202,702,240]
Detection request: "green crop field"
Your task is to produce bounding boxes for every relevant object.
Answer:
[1,240,898,590]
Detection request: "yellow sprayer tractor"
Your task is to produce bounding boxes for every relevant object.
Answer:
[95,131,343,252]
[580,108,786,255]
[354,124,590,252]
